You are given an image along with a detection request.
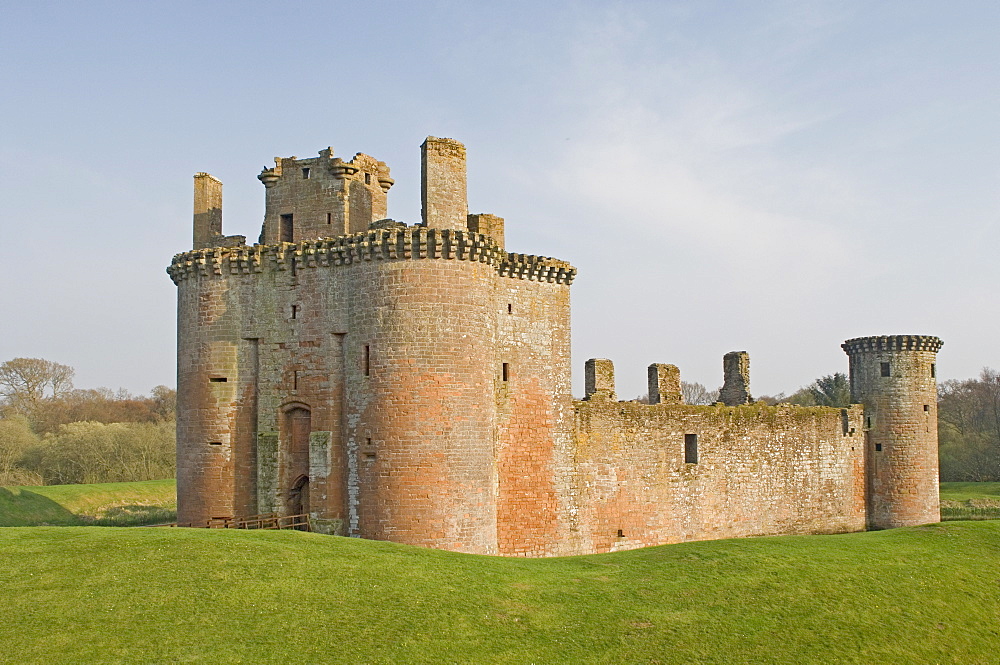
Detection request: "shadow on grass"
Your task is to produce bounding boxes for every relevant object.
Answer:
[0,488,80,527]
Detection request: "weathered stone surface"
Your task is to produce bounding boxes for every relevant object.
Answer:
[720,351,752,406]
[171,137,943,557]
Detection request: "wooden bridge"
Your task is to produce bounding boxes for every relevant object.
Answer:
[154,513,311,531]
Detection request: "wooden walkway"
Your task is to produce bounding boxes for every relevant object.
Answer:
[153,513,311,531]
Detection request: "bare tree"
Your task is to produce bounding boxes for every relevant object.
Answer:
[682,382,719,405]
[0,358,74,418]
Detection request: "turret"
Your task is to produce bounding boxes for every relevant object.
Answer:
[257,148,393,244]
[842,335,943,528]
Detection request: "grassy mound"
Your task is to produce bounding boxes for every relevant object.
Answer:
[1,522,998,664]
[0,479,176,526]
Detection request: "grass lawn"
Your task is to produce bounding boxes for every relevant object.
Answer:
[0,479,176,527]
[939,482,1000,521]
[0,521,998,664]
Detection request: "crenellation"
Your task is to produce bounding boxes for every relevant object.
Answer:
[173,136,942,557]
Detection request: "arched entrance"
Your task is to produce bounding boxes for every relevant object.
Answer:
[288,474,310,521]
[280,403,311,521]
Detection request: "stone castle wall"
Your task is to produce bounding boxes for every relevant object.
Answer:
[171,137,942,556]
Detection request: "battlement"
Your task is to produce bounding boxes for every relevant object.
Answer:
[167,227,576,285]
[842,335,944,354]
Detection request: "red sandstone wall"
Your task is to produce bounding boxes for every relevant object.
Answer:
[346,256,499,553]
[567,401,867,552]
[494,277,574,556]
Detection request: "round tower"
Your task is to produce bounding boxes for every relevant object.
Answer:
[842,335,943,529]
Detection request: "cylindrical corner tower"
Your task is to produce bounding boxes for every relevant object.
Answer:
[842,335,943,529]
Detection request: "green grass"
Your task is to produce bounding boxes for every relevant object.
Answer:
[940,482,1000,521]
[0,522,998,664]
[0,479,176,527]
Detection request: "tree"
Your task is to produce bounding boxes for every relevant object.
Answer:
[938,369,1000,481]
[809,373,851,408]
[0,416,42,485]
[682,382,719,405]
[0,358,74,419]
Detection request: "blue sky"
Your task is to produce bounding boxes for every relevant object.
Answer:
[1,1,998,399]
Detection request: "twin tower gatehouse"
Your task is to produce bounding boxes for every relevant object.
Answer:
[168,137,943,556]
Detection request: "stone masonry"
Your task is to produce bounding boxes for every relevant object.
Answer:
[169,137,944,556]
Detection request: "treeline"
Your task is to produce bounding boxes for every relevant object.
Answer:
[0,358,175,486]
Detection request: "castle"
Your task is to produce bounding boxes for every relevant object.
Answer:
[167,137,943,556]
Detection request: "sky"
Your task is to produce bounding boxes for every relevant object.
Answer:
[1,0,998,399]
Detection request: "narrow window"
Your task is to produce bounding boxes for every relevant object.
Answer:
[327,212,333,225]
[931,364,936,378]
[363,345,370,376]
[875,443,883,452]
[366,437,372,447]
[280,214,294,243]
[867,416,872,429]
[507,303,512,314]
[209,377,227,383]
[616,529,624,538]
[293,370,299,390]
[880,362,890,377]
[291,304,299,320]
[502,362,510,382]
[923,404,930,412]
[364,172,371,184]
[302,167,311,179]
[684,433,698,464]
[209,441,222,446]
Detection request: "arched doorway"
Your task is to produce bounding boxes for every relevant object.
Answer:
[280,403,311,520]
[288,474,309,522]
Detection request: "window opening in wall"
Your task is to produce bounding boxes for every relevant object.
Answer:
[363,345,370,376]
[365,172,371,184]
[293,370,299,390]
[280,214,294,243]
[209,377,227,383]
[931,363,937,378]
[867,417,872,429]
[502,362,510,382]
[924,404,930,412]
[291,304,299,320]
[209,441,222,446]
[684,433,698,464]
[507,303,512,314]
[327,212,333,225]
[875,443,882,452]
[881,362,890,377]
[616,529,624,538]
[302,167,311,179]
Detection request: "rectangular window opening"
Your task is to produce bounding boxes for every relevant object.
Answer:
[291,304,299,320]
[364,172,371,184]
[209,377,227,383]
[363,345,371,376]
[502,362,510,382]
[931,363,936,378]
[875,443,883,452]
[302,167,311,179]
[923,404,930,412]
[293,370,299,391]
[209,441,222,446]
[507,303,512,314]
[684,433,698,464]
[327,212,333,225]
[280,214,294,243]
[616,529,624,538]
[880,362,891,377]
